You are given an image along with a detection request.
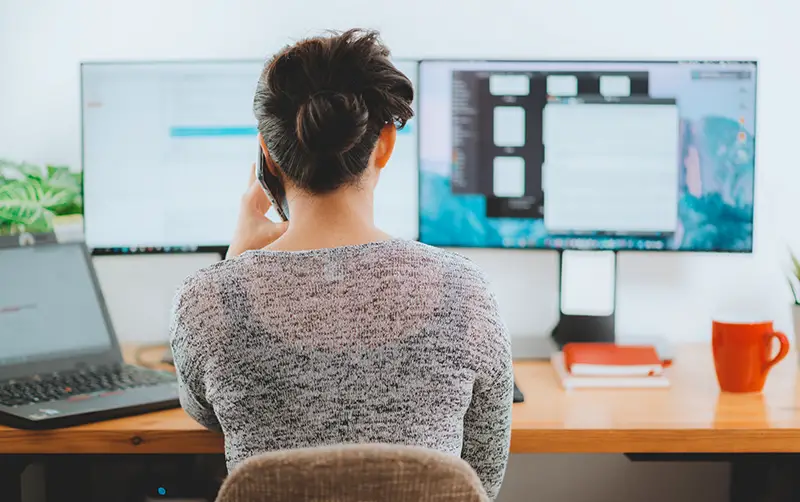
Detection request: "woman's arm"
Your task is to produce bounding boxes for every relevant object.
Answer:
[169,275,222,432]
[462,358,513,499]
[460,267,514,500]
[174,369,221,433]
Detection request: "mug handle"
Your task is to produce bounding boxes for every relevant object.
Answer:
[764,331,790,372]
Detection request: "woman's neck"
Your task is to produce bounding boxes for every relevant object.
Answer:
[266,186,391,251]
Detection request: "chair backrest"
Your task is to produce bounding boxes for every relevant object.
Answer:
[215,443,489,502]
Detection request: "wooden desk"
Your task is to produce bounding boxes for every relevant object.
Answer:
[1,345,799,455]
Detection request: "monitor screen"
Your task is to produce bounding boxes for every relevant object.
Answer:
[82,60,419,253]
[418,60,757,252]
[0,244,113,367]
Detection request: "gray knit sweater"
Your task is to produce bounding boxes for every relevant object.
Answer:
[169,239,513,499]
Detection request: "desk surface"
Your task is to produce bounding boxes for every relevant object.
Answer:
[1,344,799,455]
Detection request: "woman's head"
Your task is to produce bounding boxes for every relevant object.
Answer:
[253,29,414,195]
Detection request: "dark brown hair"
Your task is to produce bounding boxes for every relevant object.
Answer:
[253,29,414,194]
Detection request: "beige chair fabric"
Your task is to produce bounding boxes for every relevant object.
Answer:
[215,443,489,502]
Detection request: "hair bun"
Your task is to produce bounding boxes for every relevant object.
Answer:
[295,91,369,156]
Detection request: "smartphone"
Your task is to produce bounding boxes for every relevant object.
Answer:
[257,146,289,221]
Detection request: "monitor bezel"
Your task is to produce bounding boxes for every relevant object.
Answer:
[80,58,421,257]
[416,58,759,254]
[0,241,124,381]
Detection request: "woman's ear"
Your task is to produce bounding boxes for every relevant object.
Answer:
[259,132,280,177]
[374,124,397,169]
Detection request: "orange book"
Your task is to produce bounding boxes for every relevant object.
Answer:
[551,353,670,389]
[562,343,663,377]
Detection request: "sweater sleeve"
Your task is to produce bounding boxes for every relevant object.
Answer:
[460,267,514,500]
[169,275,222,432]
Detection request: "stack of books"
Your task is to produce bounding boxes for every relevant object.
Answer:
[551,343,670,389]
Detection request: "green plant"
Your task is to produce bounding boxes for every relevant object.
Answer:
[788,250,800,305]
[0,159,82,236]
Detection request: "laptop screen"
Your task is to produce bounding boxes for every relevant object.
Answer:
[0,244,113,367]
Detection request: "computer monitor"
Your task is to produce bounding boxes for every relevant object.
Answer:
[418,60,757,253]
[81,59,419,255]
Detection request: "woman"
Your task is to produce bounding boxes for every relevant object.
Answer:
[170,29,513,499]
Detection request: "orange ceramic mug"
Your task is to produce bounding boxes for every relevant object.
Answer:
[712,320,790,393]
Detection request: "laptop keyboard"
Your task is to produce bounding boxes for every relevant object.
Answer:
[0,365,176,408]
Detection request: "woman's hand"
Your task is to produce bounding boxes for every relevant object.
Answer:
[226,164,288,259]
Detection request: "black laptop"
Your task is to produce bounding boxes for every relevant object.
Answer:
[0,242,179,429]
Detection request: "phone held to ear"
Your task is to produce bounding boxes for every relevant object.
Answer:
[257,146,289,221]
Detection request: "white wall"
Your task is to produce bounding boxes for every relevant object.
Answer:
[2,0,797,500]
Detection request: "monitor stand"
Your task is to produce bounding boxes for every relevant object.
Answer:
[522,250,673,361]
[550,249,617,349]
[512,250,617,401]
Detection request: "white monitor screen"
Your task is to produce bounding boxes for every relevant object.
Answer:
[82,60,419,252]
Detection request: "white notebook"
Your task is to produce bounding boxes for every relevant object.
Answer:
[551,352,670,389]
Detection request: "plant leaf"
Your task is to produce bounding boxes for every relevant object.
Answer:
[46,165,70,178]
[789,277,800,304]
[0,159,21,180]
[47,168,80,191]
[22,212,54,234]
[0,160,81,234]
[0,181,48,225]
[41,168,80,212]
[17,162,44,180]
[0,159,44,181]
[792,251,800,280]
